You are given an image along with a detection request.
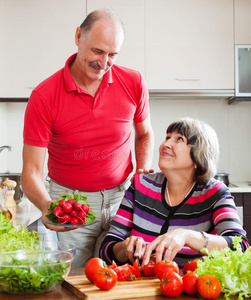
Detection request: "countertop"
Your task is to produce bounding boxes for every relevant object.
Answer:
[12,197,42,228]
[228,182,251,193]
[0,269,247,300]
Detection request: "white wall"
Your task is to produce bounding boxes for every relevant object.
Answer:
[0,98,251,183]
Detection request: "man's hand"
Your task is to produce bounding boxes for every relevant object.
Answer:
[130,168,154,182]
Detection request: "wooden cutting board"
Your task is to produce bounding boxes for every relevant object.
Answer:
[63,275,161,299]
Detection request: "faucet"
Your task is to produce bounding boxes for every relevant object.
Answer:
[0,146,13,153]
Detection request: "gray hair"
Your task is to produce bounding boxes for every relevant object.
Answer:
[79,9,124,39]
[166,117,219,184]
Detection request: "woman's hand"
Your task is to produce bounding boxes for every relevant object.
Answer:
[143,229,187,266]
[123,236,146,263]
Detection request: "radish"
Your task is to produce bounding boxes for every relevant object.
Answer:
[81,204,89,213]
[70,217,80,225]
[74,202,82,211]
[58,214,71,224]
[63,202,72,213]
[67,199,76,205]
[59,199,66,207]
[54,206,64,217]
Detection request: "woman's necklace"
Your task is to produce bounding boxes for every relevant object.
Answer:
[165,181,196,207]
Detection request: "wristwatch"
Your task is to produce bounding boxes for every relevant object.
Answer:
[201,231,209,248]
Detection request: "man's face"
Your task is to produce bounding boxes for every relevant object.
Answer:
[75,20,124,82]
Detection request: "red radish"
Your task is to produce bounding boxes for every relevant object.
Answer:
[58,214,71,224]
[81,204,89,213]
[54,206,64,217]
[78,219,85,225]
[74,202,82,211]
[70,210,78,217]
[63,202,72,213]
[67,199,76,205]
[78,210,87,220]
[70,217,80,225]
[59,199,66,207]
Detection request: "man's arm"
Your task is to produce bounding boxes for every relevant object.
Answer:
[133,115,154,174]
[21,144,72,232]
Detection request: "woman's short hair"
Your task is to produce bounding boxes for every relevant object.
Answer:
[166,117,219,184]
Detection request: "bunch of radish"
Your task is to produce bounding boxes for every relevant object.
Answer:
[45,192,97,225]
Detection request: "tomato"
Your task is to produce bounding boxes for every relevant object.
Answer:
[108,260,118,270]
[160,271,183,297]
[93,267,117,290]
[141,256,156,277]
[197,275,221,300]
[183,259,199,275]
[114,264,137,281]
[182,272,199,296]
[155,260,179,280]
[132,259,142,277]
[85,258,105,282]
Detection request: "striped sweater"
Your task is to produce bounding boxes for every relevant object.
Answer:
[99,172,249,267]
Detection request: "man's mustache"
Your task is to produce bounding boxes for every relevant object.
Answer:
[89,62,110,71]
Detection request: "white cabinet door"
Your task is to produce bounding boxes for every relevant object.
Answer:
[234,0,251,44]
[87,0,145,76]
[0,0,86,98]
[145,0,234,90]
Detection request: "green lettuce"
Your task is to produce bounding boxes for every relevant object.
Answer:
[195,236,251,300]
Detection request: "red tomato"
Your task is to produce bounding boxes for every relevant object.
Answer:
[182,272,199,296]
[114,264,137,281]
[197,275,221,300]
[132,259,142,277]
[155,260,179,280]
[85,258,105,282]
[108,260,118,270]
[160,271,183,297]
[93,267,117,290]
[183,259,199,275]
[141,256,156,277]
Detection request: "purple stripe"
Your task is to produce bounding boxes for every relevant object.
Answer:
[134,207,165,226]
[169,213,211,226]
[124,189,134,202]
[142,175,163,188]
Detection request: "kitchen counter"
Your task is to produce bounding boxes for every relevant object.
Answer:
[0,269,248,300]
[12,197,41,228]
[229,182,251,193]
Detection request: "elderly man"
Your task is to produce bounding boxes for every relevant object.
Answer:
[22,9,154,268]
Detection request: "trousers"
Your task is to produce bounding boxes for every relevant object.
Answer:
[49,177,131,268]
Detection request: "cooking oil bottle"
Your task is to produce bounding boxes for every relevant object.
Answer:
[1,180,16,220]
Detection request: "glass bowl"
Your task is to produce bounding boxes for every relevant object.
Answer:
[0,250,73,295]
[0,241,76,259]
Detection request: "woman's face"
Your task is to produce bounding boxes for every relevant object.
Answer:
[158,131,194,174]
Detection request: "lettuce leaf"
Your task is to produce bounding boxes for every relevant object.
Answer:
[195,236,251,300]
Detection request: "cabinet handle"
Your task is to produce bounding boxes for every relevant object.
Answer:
[176,78,200,81]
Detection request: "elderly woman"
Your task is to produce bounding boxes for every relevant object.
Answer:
[99,117,249,267]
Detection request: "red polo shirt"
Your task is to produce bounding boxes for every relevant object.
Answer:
[23,54,149,191]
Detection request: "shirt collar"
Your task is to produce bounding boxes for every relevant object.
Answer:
[63,53,114,93]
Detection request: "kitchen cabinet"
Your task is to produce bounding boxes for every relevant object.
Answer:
[145,0,234,90]
[233,192,251,243]
[234,0,251,44]
[86,0,145,76]
[0,0,86,98]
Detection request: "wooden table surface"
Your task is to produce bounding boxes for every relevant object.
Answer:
[0,268,248,300]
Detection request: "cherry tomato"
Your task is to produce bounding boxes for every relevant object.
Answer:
[197,275,221,299]
[182,272,199,296]
[63,202,72,213]
[142,256,156,277]
[183,259,199,275]
[93,267,117,290]
[54,206,64,217]
[81,204,89,213]
[160,271,183,297]
[155,260,179,280]
[85,258,105,282]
